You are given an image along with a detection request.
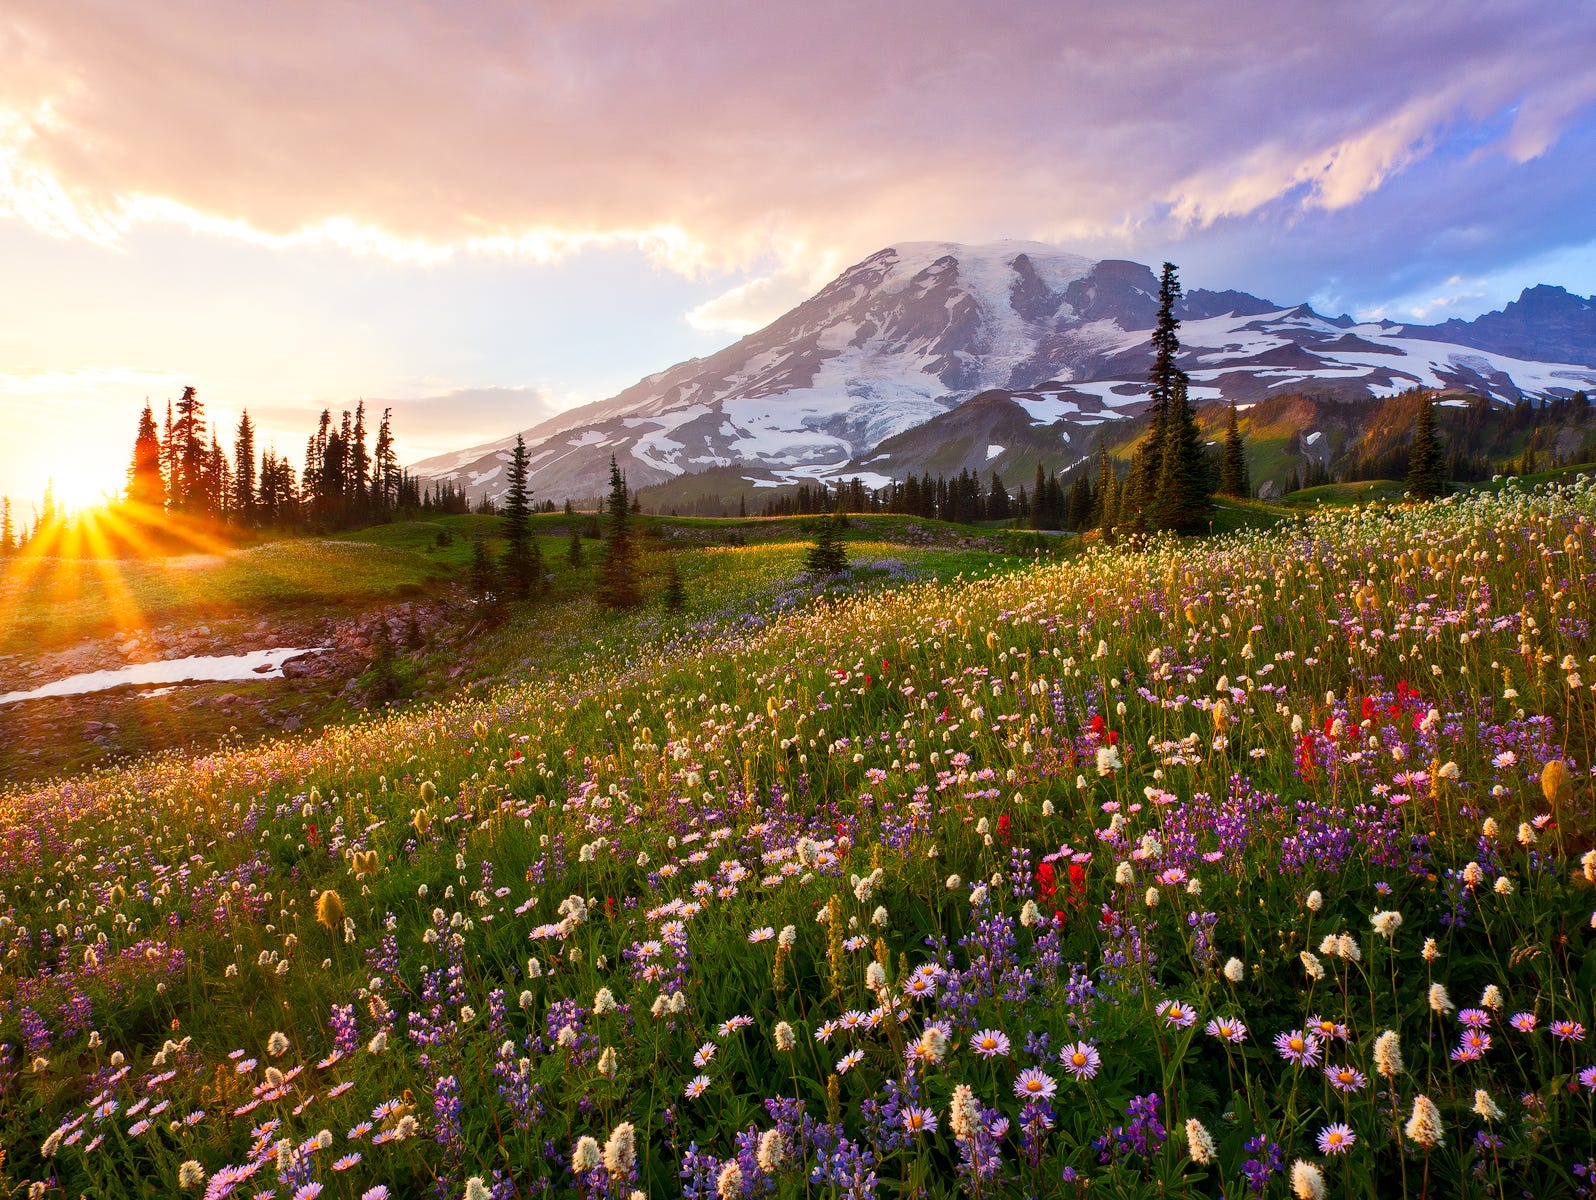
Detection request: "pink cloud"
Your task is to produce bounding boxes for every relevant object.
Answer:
[1,0,1593,311]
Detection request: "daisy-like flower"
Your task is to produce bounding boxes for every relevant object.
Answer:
[1510,1012,1539,1033]
[902,1106,938,1134]
[1323,1063,1366,1092]
[332,1154,362,1171]
[970,1029,1011,1058]
[1205,1017,1248,1044]
[1014,1067,1058,1100]
[1058,1041,1101,1080]
[718,1016,753,1036]
[684,1074,710,1100]
[1552,1020,1587,1042]
[748,928,774,943]
[902,975,938,999]
[1157,999,1197,1028]
[1274,1029,1322,1067]
[1451,1029,1492,1062]
[1458,1008,1491,1028]
[693,1042,716,1068]
[836,1049,864,1074]
[1307,1015,1347,1042]
[1317,1123,1356,1154]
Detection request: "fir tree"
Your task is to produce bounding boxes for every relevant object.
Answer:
[172,387,207,511]
[127,403,166,509]
[567,527,583,567]
[1150,375,1214,533]
[468,536,497,600]
[0,497,12,554]
[233,411,257,523]
[1030,463,1047,530]
[1216,402,1251,497]
[499,434,538,599]
[1405,393,1446,499]
[661,553,686,610]
[1094,440,1117,532]
[1127,263,1185,525]
[597,455,642,608]
[803,511,849,576]
[371,408,398,513]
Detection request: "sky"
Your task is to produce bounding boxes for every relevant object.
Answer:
[3,0,1595,510]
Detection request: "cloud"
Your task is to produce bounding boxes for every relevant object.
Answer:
[2,0,1592,309]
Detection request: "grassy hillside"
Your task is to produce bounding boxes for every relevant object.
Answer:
[3,486,1596,1197]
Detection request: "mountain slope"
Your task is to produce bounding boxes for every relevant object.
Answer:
[413,244,1596,503]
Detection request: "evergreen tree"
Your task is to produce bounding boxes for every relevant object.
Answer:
[371,408,398,513]
[349,402,370,519]
[803,511,849,576]
[987,472,1011,521]
[499,434,538,598]
[1150,376,1214,533]
[661,553,686,610]
[1406,393,1446,499]
[468,536,497,600]
[1127,263,1185,525]
[1030,463,1047,530]
[597,455,642,608]
[172,387,207,511]
[234,411,257,523]
[127,403,166,508]
[567,526,584,567]
[1217,402,1251,497]
[0,497,12,554]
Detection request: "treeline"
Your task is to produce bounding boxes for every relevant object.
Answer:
[123,387,426,531]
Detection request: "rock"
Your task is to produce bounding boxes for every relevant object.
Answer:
[253,663,274,674]
[280,655,316,679]
[82,720,105,735]
[283,716,302,732]
[216,693,239,706]
[1256,479,1280,501]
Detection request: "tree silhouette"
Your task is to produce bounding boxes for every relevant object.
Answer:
[1406,393,1446,499]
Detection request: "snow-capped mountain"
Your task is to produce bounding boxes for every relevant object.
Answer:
[412,243,1596,502]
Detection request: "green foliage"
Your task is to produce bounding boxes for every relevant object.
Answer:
[598,456,642,609]
[802,511,850,576]
[1406,393,1447,500]
[1217,402,1251,498]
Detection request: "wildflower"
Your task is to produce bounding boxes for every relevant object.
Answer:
[1157,999,1197,1028]
[1370,910,1402,938]
[1020,899,1043,926]
[757,1128,787,1169]
[315,890,344,931]
[603,1122,636,1176]
[597,1046,618,1078]
[1483,817,1499,838]
[1474,1089,1503,1120]
[1096,744,1122,775]
[179,1160,205,1189]
[1306,890,1323,912]
[685,1074,710,1099]
[1518,822,1537,847]
[945,874,962,891]
[1323,1063,1366,1093]
[1014,1067,1057,1100]
[1510,1012,1538,1033]
[1429,983,1455,1013]
[1459,1008,1491,1028]
[268,1032,290,1058]
[1290,1160,1325,1200]
[916,1024,949,1063]
[1144,887,1160,908]
[693,1042,716,1068]
[1115,862,1134,886]
[902,1107,938,1135]
[572,1136,601,1173]
[594,987,618,1014]
[1300,951,1325,981]
[716,1161,743,1200]
[836,1049,864,1073]
[1422,937,1439,962]
[1374,1030,1403,1078]
[1336,934,1361,962]
[1224,957,1245,983]
[1481,984,1503,1010]
[949,1084,981,1140]
[464,1180,490,1200]
[1274,1029,1322,1066]
[1551,1020,1586,1042]
[773,1021,796,1052]
[1494,876,1514,895]
[1317,1123,1356,1154]
[1463,861,1484,887]
[1404,1094,1444,1148]
[1186,1117,1217,1164]
[778,925,796,949]
[1059,1041,1101,1078]
[971,1029,1011,1058]
[1206,1017,1248,1044]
